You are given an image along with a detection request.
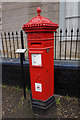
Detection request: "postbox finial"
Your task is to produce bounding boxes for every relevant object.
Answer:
[37,7,41,16]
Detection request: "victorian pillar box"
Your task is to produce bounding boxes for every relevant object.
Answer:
[22,7,59,109]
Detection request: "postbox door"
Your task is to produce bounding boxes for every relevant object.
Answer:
[28,50,52,101]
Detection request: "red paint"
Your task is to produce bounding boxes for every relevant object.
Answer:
[22,7,59,101]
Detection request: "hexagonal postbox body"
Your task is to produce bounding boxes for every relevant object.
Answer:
[22,7,59,109]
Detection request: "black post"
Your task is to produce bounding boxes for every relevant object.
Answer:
[60,29,62,60]
[75,28,79,60]
[70,29,73,60]
[4,32,9,58]
[65,29,67,60]
[21,30,25,60]
[8,32,12,58]
[16,31,19,58]
[20,53,26,99]
[55,31,57,60]
[12,32,16,58]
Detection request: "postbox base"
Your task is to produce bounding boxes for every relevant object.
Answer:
[31,95,55,110]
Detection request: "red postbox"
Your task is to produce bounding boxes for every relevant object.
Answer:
[22,7,59,109]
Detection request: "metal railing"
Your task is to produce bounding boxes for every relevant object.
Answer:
[0,30,27,59]
[0,29,80,60]
[54,28,80,60]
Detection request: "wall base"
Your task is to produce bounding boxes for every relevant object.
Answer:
[2,58,80,97]
[31,95,55,111]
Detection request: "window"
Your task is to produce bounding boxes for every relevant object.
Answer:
[59,1,80,40]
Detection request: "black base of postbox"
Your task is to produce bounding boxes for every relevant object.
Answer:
[30,94,55,111]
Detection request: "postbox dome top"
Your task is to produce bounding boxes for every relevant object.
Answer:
[22,7,59,32]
